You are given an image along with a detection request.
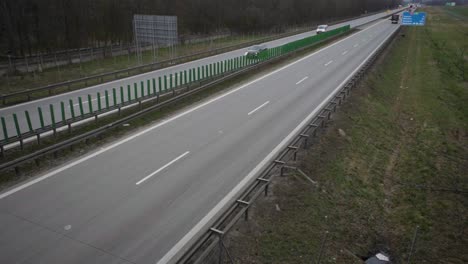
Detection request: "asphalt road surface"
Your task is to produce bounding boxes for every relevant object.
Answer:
[0,18,400,264]
[0,9,402,141]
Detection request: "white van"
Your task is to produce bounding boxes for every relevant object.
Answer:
[316,25,328,34]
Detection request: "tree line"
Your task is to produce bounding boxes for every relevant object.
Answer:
[0,0,401,57]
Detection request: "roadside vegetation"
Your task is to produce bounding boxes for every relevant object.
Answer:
[227,6,467,263]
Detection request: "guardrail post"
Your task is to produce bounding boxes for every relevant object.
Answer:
[25,111,33,132]
[60,102,66,123]
[152,78,156,95]
[104,91,109,110]
[78,97,85,117]
[164,75,168,92]
[127,85,131,101]
[189,69,193,83]
[1,117,8,142]
[88,94,93,113]
[184,70,187,85]
[175,73,178,87]
[205,65,208,77]
[49,104,56,137]
[120,87,125,105]
[197,67,200,81]
[209,64,213,77]
[38,107,45,129]
[300,133,309,149]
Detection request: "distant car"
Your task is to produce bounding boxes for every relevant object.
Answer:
[245,44,267,58]
[391,14,400,24]
[316,25,328,34]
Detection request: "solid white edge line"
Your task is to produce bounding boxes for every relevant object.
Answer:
[0,19,386,200]
[156,23,399,264]
[136,151,190,185]
[295,76,309,85]
[247,101,270,116]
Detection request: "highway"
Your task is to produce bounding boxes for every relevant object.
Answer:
[0,16,400,263]
[0,10,401,141]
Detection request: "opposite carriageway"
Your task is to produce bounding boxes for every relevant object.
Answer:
[0,9,404,151]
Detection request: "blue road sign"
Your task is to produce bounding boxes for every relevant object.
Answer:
[401,11,426,26]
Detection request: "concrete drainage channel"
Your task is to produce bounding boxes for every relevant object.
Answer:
[0,26,356,176]
[176,27,401,264]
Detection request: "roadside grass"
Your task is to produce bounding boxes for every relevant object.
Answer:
[0,34,266,95]
[0,30,355,190]
[227,7,467,264]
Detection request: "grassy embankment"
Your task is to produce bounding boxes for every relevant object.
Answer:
[227,6,467,264]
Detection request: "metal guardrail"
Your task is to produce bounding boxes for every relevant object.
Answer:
[0,9,392,106]
[178,26,401,264]
[0,27,353,174]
